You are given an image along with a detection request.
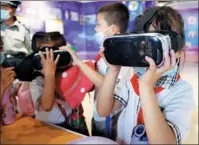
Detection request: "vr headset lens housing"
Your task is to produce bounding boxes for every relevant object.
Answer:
[103,33,171,67]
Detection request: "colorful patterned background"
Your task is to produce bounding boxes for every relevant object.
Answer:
[15,1,198,61]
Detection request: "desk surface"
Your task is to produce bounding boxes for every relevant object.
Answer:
[1,116,84,144]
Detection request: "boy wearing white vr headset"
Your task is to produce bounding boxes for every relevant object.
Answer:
[97,6,195,144]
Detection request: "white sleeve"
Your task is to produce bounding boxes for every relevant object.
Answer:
[113,77,129,108]
[29,77,44,109]
[163,81,195,144]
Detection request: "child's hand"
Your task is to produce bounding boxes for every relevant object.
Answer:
[1,67,16,94]
[139,49,176,87]
[59,45,81,66]
[39,48,60,76]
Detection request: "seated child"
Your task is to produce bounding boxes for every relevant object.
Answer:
[96,6,195,144]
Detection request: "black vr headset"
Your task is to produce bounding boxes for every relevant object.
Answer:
[1,54,39,82]
[2,47,72,82]
[103,7,185,67]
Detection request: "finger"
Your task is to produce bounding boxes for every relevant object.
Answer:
[3,67,15,71]
[59,46,66,50]
[8,75,15,81]
[50,49,54,60]
[39,51,45,61]
[170,49,176,68]
[6,71,16,78]
[59,45,71,50]
[7,77,15,86]
[145,56,156,72]
[55,54,60,65]
[1,67,15,74]
[4,68,15,76]
[10,72,16,78]
[46,48,50,60]
[59,45,73,54]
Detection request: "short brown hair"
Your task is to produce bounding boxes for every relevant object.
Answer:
[98,3,129,33]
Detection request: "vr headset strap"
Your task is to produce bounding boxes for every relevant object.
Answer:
[132,7,160,33]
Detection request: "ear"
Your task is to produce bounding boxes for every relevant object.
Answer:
[176,50,184,58]
[112,25,120,34]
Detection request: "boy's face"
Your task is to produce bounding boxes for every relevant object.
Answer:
[95,12,116,39]
[95,13,110,33]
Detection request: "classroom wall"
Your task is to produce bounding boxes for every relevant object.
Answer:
[15,1,198,62]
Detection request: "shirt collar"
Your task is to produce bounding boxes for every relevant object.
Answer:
[1,18,20,30]
[9,19,20,29]
[136,72,179,89]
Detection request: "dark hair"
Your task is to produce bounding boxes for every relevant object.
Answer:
[48,32,67,47]
[32,31,66,53]
[148,6,184,37]
[32,32,48,53]
[152,6,185,70]
[146,6,185,70]
[97,3,129,33]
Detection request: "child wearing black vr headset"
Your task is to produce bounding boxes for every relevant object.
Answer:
[13,31,89,136]
[96,6,194,144]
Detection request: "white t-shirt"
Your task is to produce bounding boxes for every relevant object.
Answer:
[30,76,72,124]
[114,74,195,144]
[93,57,134,121]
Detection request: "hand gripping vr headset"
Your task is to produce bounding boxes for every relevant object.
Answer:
[2,47,72,81]
[1,54,39,82]
[103,7,185,67]
[33,46,72,71]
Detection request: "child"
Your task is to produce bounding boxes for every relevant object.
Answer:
[15,32,89,135]
[0,36,16,125]
[0,36,15,102]
[96,6,195,144]
[60,3,132,139]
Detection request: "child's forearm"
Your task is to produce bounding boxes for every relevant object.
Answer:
[97,68,120,117]
[41,74,56,111]
[139,84,176,144]
[77,61,104,88]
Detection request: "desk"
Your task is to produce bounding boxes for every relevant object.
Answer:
[1,116,84,144]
